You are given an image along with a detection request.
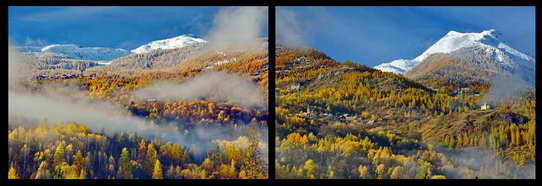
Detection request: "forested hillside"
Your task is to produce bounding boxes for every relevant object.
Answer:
[275,45,535,179]
[8,41,269,179]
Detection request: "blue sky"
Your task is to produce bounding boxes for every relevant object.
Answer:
[277,6,536,67]
[8,6,267,50]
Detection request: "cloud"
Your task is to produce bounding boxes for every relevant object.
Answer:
[205,6,267,49]
[133,71,266,108]
[276,8,305,46]
[440,147,535,179]
[479,73,532,105]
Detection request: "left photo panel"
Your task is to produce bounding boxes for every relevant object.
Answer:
[8,6,269,179]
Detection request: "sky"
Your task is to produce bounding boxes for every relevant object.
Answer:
[277,6,536,67]
[8,6,268,50]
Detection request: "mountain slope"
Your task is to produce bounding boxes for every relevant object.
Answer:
[40,44,130,61]
[403,52,495,92]
[275,44,535,179]
[97,38,268,74]
[99,44,205,71]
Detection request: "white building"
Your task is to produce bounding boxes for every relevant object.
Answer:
[481,104,492,110]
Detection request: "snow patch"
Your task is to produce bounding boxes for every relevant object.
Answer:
[40,44,130,61]
[131,34,207,54]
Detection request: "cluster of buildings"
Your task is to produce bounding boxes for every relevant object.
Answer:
[451,87,480,97]
[35,74,79,80]
[297,105,370,123]
[35,72,99,81]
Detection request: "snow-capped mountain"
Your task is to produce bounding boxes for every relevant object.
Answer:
[131,34,207,54]
[375,29,535,75]
[40,44,131,61]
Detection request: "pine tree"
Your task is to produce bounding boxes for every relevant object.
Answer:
[73,150,84,172]
[145,144,157,176]
[152,160,163,179]
[8,166,19,179]
[376,164,386,179]
[201,158,213,171]
[117,147,133,179]
[304,159,316,178]
[358,165,368,178]
[53,142,66,167]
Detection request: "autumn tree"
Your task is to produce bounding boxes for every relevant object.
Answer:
[145,143,158,176]
[304,159,317,179]
[117,148,133,179]
[53,142,66,167]
[8,166,19,179]
[152,160,164,179]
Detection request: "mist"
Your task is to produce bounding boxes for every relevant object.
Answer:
[133,71,266,108]
[276,8,306,46]
[440,147,535,179]
[479,73,532,105]
[9,91,179,140]
[8,43,35,89]
[8,87,266,161]
[205,6,267,49]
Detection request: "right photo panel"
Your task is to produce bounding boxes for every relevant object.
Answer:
[275,6,535,179]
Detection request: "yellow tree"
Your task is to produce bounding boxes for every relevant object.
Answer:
[376,164,386,179]
[73,150,85,173]
[201,158,213,171]
[304,159,317,179]
[152,160,163,179]
[389,166,404,179]
[35,161,50,179]
[145,144,158,175]
[53,142,66,167]
[79,169,87,179]
[8,166,19,179]
[358,165,368,178]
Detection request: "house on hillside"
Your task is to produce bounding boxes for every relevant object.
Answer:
[481,103,493,110]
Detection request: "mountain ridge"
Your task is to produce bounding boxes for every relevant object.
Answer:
[374,29,535,82]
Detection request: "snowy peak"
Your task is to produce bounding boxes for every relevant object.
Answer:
[131,34,207,54]
[40,44,130,61]
[375,29,534,74]
[413,29,500,62]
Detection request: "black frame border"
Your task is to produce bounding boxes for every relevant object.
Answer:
[3,0,540,185]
